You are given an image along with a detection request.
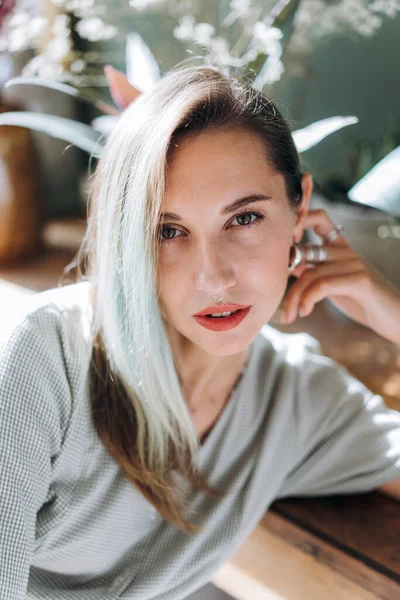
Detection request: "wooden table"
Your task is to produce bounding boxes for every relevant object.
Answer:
[1,247,400,600]
[213,491,400,600]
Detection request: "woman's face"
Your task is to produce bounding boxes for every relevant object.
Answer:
[157,127,309,358]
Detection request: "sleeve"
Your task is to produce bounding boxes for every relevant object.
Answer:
[0,309,72,599]
[275,351,400,500]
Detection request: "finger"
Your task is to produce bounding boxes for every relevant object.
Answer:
[298,271,368,318]
[302,208,348,247]
[286,259,360,316]
[284,259,362,322]
[289,262,315,279]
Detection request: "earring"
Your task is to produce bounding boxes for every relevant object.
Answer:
[288,242,303,272]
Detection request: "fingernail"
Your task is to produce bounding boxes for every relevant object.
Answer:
[299,305,306,317]
[285,311,294,324]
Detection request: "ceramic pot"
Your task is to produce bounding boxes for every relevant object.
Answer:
[0,97,45,264]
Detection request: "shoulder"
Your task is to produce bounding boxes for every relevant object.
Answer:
[254,323,361,408]
[2,277,91,324]
[1,280,93,356]
[256,324,380,438]
[254,323,331,380]
[257,323,323,360]
[0,281,94,442]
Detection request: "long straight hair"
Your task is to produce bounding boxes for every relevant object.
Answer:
[71,65,304,534]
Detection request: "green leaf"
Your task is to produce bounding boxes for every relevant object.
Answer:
[0,112,105,157]
[91,115,118,136]
[272,0,301,45]
[5,76,119,115]
[293,116,359,153]
[126,31,161,93]
[348,145,400,217]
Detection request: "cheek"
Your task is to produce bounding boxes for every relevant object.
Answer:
[157,259,186,313]
[158,256,184,290]
[245,232,290,268]
[247,237,291,297]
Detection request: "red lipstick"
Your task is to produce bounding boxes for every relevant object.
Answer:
[193,305,252,332]
[193,303,251,317]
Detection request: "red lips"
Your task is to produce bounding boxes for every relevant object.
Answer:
[193,303,251,316]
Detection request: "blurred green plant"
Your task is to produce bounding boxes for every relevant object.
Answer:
[2,1,399,218]
[0,0,360,161]
[2,1,399,87]
[347,126,400,217]
[0,66,359,160]
[348,125,400,185]
[317,122,400,217]
[1,0,301,89]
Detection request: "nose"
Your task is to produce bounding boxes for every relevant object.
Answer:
[194,240,237,299]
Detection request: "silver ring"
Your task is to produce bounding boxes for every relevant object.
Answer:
[304,243,328,263]
[207,292,224,302]
[323,224,344,243]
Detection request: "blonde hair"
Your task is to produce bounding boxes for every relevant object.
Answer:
[72,64,303,534]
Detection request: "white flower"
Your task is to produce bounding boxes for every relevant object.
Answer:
[230,0,253,15]
[70,58,86,72]
[288,0,398,57]
[7,10,29,29]
[192,22,215,44]
[370,0,400,18]
[65,0,98,17]
[47,36,72,60]
[6,13,48,52]
[29,16,48,40]
[236,23,283,69]
[173,15,196,41]
[75,17,118,41]
[128,0,167,10]
[66,0,95,9]
[210,36,230,54]
[254,54,284,87]
[223,0,253,26]
[52,14,71,38]
[8,28,29,52]
[253,22,282,42]
[22,54,65,79]
[253,23,282,52]
[174,17,216,47]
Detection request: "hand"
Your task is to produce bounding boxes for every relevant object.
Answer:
[282,208,400,344]
[104,65,142,109]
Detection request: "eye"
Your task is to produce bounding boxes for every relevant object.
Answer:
[158,226,184,245]
[158,210,266,246]
[231,210,265,229]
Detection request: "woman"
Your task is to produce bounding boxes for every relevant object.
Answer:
[1,65,400,600]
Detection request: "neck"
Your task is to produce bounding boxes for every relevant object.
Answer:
[175,347,250,408]
[163,319,251,407]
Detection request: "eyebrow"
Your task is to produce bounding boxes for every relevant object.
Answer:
[159,194,273,221]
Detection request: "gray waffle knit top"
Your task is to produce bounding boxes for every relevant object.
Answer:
[1,281,400,600]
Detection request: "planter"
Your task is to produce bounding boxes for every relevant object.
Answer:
[0,97,45,264]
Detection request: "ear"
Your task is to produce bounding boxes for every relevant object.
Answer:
[292,173,313,243]
[104,65,142,109]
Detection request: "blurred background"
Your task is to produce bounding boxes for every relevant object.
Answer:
[0,0,399,292]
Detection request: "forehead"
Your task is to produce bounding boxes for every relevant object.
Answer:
[165,127,277,198]
[168,127,269,169]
